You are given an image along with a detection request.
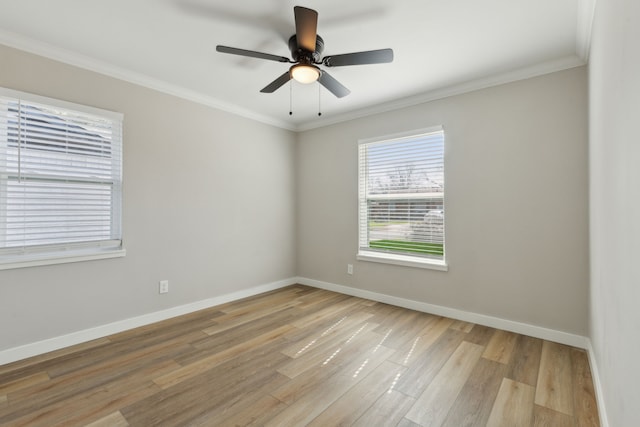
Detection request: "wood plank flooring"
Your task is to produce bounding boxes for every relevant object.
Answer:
[0,285,600,426]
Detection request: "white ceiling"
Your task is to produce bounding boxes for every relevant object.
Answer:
[0,0,593,131]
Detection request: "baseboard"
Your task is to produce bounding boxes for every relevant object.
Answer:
[585,339,610,427]
[0,277,297,366]
[1,275,590,367]
[296,277,589,349]
[303,277,609,422]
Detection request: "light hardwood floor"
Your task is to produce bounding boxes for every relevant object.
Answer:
[0,285,600,426]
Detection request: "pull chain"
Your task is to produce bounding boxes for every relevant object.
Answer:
[289,81,293,116]
[318,83,322,116]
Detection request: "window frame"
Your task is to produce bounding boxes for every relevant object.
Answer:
[357,126,447,271]
[0,88,125,270]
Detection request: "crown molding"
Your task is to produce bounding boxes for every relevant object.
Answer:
[295,55,586,132]
[0,30,297,131]
[576,0,597,61]
[0,27,587,134]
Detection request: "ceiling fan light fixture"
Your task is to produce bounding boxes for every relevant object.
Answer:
[290,64,320,84]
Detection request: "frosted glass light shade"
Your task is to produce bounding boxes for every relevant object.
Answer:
[291,64,320,84]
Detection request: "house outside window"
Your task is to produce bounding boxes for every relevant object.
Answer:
[357,126,447,270]
[0,88,124,269]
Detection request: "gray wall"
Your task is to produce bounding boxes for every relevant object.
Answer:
[0,44,297,351]
[0,42,591,357]
[589,0,640,425]
[297,67,589,335]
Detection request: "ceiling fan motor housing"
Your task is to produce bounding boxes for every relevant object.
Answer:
[289,35,324,63]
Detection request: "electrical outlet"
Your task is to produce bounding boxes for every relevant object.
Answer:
[159,280,169,294]
[347,264,353,275]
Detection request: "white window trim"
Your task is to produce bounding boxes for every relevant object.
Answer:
[357,250,448,271]
[358,125,447,271]
[0,87,125,269]
[0,88,123,122]
[0,247,126,270]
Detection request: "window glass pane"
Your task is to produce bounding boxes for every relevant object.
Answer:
[359,129,445,261]
[0,89,123,258]
[3,179,114,247]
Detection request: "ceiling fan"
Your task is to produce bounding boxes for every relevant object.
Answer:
[216,6,394,98]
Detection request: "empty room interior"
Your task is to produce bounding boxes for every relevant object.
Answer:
[0,0,637,426]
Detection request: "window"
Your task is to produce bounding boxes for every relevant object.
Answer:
[0,88,124,269]
[358,127,446,270]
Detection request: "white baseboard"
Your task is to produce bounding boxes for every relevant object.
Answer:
[298,276,610,424]
[2,275,608,426]
[585,339,610,427]
[296,277,589,349]
[1,275,591,367]
[0,277,297,366]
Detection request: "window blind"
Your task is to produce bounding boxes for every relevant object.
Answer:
[358,128,445,261]
[0,89,123,257]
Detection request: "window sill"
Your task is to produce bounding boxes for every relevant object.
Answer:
[357,250,448,271]
[0,247,126,270]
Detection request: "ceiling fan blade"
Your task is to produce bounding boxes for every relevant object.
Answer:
[260,71,292,93]
[323,48,394,67]
[216,45,291,63]
[294,6,318,52]
[318,71,350,98]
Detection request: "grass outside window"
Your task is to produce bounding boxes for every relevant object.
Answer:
[369,239,444,256]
